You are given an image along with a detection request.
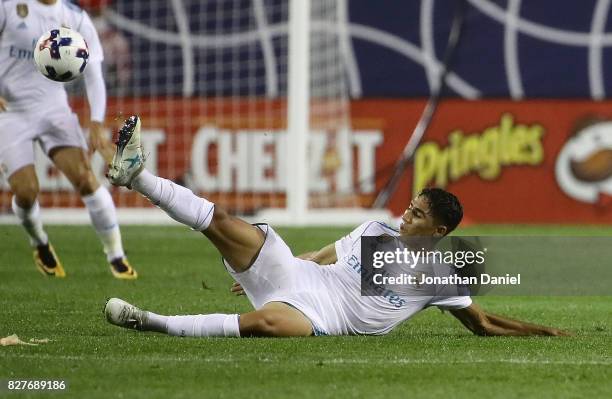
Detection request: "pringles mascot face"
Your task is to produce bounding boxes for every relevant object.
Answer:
[556,121,612,204]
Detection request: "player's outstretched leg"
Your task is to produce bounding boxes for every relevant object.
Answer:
[104,298,312,337]
[51,146,137,280]
[9,165,65,277]
[108,116,265,271]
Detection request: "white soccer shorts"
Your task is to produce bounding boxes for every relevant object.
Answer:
[223,224,337,336]
[0,106,87,178]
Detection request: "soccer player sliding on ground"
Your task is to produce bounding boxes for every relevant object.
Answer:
[104,116,569,338]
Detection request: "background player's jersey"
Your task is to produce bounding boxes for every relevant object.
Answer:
[0,0,103,111]
[319,221,472,335]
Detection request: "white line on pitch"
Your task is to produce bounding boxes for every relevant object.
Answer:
[5,353,612,366]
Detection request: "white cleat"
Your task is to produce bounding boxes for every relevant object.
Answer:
[108,115,145,187]
[104,298,148,330]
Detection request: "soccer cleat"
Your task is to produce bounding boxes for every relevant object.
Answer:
[108,115,145,187]
[110,257,138,280]
[104,298,148,330]
[33,243,66,278]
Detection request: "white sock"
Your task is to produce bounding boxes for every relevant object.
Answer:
[166,314,240,337]
[11,197,48,246]
[131,169,214,231]
[142,312,169,333]
[82,186,125,261]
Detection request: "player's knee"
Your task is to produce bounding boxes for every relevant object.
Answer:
[211,206,229,224]
[12,180,39,208]
[255,312,282,336]
[208,206,239,232]
[73,170,98,196]
[243,311,285,337]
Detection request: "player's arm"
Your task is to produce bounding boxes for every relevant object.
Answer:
[298,222,374,266]
[297,243,337,265]
[79,12,114,163]
[83,58,114,163]
[449,303,570,336]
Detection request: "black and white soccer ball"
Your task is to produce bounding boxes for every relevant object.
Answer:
[34,27,89,82]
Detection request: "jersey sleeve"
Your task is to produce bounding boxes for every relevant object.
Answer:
[84,60,107,122]
[429,261,473,310]
[0,2,7,35]
[334,221,380,260]
[77,11,106,121]
[430,295,472,310]
[77,11,104,63]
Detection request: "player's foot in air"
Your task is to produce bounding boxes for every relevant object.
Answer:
[33,243,66,278]
[109,257,138,280]
[108,115,144,188]
[104,298,148,330]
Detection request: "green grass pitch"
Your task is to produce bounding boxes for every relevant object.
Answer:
[1,224,611,398]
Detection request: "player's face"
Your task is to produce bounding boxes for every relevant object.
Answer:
[399,195,447,237]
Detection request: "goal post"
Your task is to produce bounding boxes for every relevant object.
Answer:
[285,0,310,225]
[258,0,391,225]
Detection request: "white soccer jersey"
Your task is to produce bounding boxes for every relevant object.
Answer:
[0,0,103,111]
[316,221,472,335]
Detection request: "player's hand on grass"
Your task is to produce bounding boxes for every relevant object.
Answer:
[0,97,7,112]
[547,328,572,337]
[89,121,115,164]
[230,282,245,296]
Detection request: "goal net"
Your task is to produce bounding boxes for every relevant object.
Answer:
[0,0,391,226]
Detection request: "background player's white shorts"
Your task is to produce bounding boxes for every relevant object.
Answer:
[0,106,87,178]
[223,224,339,336]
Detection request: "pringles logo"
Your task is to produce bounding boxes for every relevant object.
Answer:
[555,120,612,204]
[413,114,545,194]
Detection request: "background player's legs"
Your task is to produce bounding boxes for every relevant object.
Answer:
[9,164,64,276]
[131,169,265,272]
[50,146,99,196]
[9,165,48,246]
[51,146,126,262]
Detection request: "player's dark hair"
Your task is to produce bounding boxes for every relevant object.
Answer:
[418,188,463,234]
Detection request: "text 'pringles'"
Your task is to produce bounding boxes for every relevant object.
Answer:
[413,114,545,194]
